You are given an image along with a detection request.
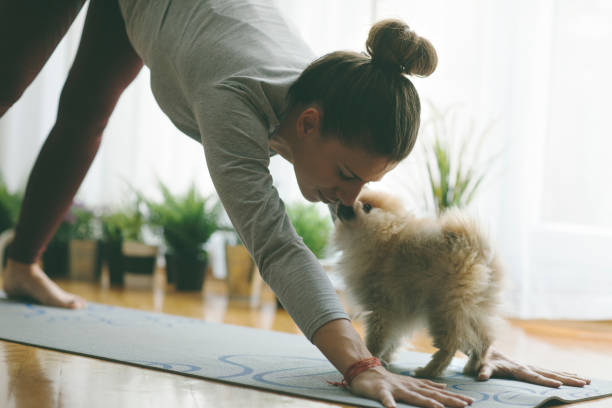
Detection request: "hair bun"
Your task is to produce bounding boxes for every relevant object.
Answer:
[366,19,438,77]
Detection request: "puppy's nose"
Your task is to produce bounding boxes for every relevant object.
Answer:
[336,204,355,221]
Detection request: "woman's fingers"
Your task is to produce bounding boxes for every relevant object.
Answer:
[530,367,590,387]
[422,385,474,404]
[416,387,473,407]
[421,379,447,388]
[443,390,474,404]
[513,368,563,387]
[396,389,445,408]
[379,388,397,408]
[350,368,477,408]
[473,347,591,390]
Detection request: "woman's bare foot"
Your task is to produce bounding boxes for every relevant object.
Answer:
[2,258,87,309]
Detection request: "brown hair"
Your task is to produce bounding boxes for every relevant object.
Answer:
[287,19,437,161]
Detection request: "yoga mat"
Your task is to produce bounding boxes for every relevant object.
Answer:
[0,294,611,408]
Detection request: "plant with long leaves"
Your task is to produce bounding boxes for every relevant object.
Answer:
[420,103,502,216]
[100,200,145,244]
[70,203,99,240]
[142,181,222,260]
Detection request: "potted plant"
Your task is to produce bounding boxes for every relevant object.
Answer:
[121,199,158,290]
[145,181,221,291]
[140,188,176,285]
[100,200,147,286]
[418,102,502,215]
[68,203,102,281]
[43,216,73,278]
[122,239,158,290]
[100,210,126,285]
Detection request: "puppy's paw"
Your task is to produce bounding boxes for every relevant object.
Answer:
[414,366,442,379]
[378,352,394,367]
[462,357,485,377]
[462,363,479,377]
[378,357,391,369]
[368,352,390,368]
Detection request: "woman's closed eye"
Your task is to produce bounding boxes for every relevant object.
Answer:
[338,168,355,181]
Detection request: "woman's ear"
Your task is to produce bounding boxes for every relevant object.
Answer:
[296,106,321,139]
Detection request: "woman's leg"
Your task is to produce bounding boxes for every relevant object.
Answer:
[0,0,87,116]
[3,0,143,307]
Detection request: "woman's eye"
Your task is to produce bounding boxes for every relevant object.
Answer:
[363,203,372,213]
[338,170,353,181]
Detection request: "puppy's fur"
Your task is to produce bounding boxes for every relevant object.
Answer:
[333,189,504,378]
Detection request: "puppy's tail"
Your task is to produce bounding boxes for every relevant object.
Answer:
[438,207,486,250]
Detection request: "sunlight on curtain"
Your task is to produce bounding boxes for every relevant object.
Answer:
[542,0,612,229]
[515,0,612,318]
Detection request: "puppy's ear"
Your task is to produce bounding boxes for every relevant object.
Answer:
[356,188,379,204]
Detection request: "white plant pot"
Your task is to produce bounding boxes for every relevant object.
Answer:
[122,241,158,290]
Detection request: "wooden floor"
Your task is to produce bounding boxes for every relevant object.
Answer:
[1,267,611,408]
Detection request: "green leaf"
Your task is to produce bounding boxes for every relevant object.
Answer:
[140,180,221,257]
[286,203,332,259]
[417,103,499,213]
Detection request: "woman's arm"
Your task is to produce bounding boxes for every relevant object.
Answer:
[312,318,371,373]
[196,91,350,339]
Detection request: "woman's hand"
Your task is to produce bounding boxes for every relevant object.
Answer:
[475,346,591,387]
[350,365,474,408]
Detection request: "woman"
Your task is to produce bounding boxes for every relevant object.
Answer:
[0,1,589,407]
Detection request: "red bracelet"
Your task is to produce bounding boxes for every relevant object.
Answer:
[327,357,382,388]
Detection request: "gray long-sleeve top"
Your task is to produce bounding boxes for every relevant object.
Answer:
[118,0,349,340]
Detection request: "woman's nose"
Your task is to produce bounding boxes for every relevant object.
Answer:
[337,182,363,206]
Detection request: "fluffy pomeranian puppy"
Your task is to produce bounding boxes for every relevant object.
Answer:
[332,189,504,378]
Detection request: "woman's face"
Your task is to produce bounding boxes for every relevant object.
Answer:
[291,108,397,206]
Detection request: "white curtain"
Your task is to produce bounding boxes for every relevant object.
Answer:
[1,0,610,319]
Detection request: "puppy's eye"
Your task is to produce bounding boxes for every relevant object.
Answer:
[363,203,372,213]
